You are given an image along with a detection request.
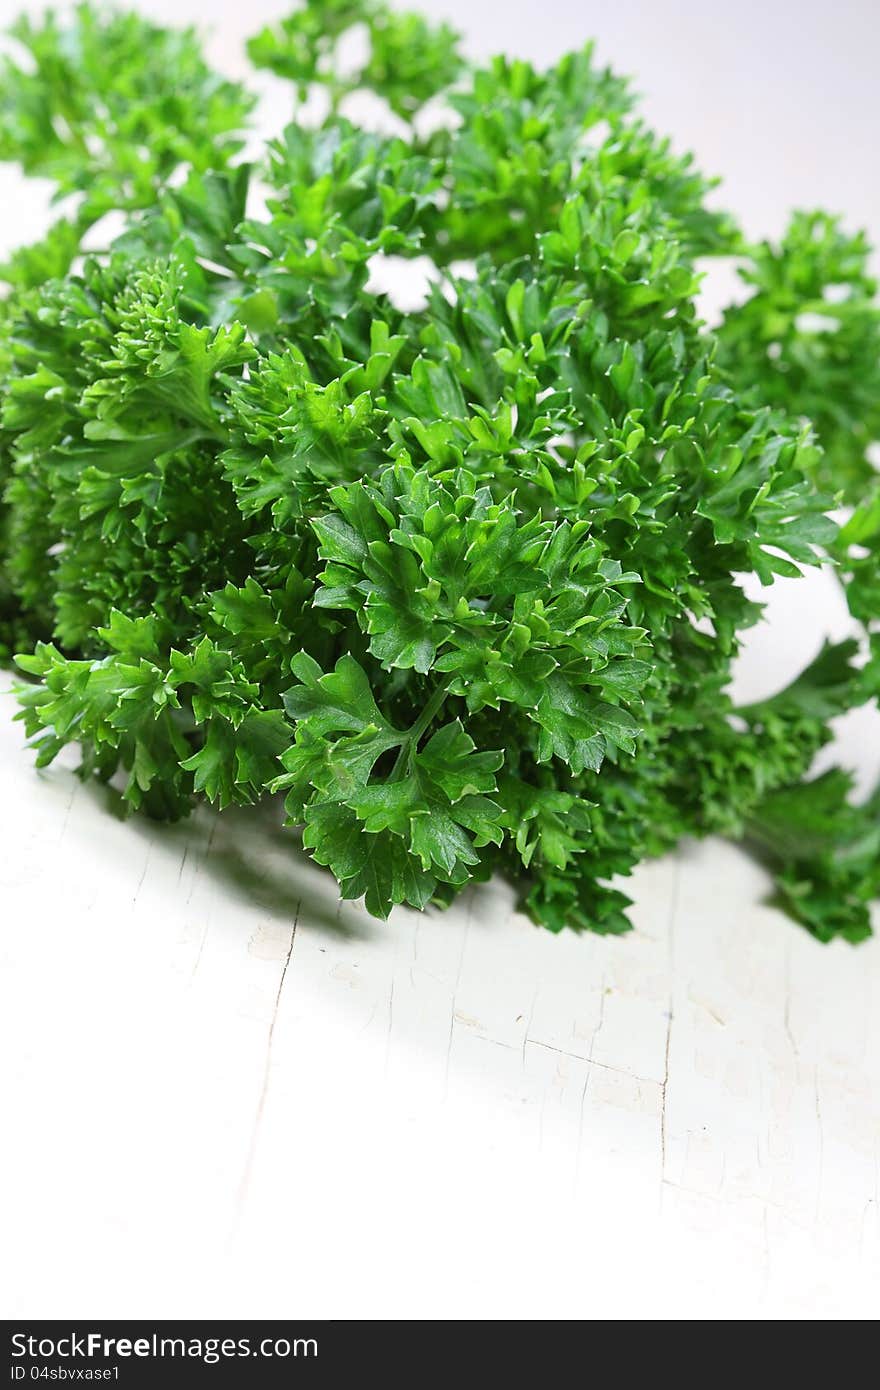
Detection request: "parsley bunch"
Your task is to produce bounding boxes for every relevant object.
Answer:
[2,2,878,941]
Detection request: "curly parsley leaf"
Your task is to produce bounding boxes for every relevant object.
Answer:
[1,3,876,939]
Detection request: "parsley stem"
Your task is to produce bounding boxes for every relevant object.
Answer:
[407,680,450,744]
[388,680,449,780]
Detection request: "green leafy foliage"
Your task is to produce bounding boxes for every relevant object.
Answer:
[248,0,462,120]
[0,5,254,285]
[749,771,880,944]
[1,4,877,941]
[718,211,880,503]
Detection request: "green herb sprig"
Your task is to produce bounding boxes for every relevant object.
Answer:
[2,1,877,941]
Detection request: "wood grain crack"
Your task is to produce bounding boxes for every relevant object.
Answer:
[231,903,299,1239]
[660,854,681,1187]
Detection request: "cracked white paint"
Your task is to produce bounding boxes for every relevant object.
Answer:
[1,689,878,1319]
[2,0,880,1320]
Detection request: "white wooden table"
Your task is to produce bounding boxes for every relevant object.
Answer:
[2,0,879,1323]
[1,661,878,1319]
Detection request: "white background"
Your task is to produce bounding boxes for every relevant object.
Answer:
[1,0,879,1320]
